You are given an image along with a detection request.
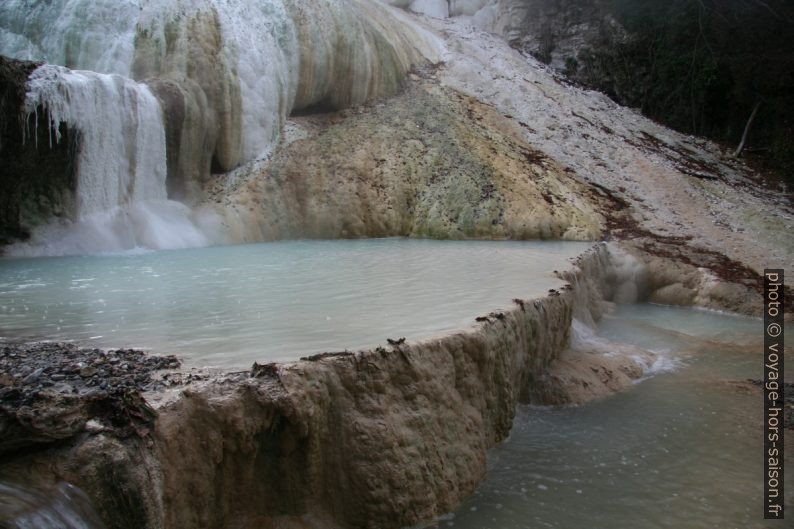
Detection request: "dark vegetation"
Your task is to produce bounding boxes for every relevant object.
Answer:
[532,0,794,184]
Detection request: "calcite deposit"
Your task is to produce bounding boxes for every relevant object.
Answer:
[207,77,605,243]
[1,245,659,529]
[1,1,792,527]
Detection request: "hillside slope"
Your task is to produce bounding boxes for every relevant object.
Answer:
[203,6,792,314]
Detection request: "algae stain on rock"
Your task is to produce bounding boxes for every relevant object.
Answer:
[210,79,606,243]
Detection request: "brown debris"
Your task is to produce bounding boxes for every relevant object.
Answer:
[0,342,179,456]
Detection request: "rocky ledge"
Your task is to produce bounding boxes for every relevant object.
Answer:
[0,242,785,529]
[0,244,647,529]
[0,343,180,456]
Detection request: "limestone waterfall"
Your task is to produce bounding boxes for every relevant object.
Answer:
[0,0,437,255]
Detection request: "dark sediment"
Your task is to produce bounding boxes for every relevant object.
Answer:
[0,342,180,457]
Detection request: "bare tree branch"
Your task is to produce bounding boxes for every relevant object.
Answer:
[734,100,762,157]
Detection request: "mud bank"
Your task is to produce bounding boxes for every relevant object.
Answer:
[1,243,656,529]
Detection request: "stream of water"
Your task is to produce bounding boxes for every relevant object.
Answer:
[433,303,792,529]
[0,482,106,529]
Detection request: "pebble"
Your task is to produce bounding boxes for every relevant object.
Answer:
[23,368,43,384]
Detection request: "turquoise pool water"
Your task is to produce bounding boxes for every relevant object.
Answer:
[0,239,591,367]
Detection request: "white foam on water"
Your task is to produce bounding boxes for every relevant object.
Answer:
[570,315,680,383]
[5,201,220,258]
[569,317,614,353]
[631,354,684,383]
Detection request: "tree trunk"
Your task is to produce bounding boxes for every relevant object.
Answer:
[734,100,761,157]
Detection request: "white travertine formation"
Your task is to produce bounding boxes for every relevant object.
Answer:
[25,66,167,218]
[0,0,439,253]
[386,0,527,38]
[3,244,654,529]
[2,1,437,173]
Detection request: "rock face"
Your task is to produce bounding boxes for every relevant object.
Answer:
[0,245,651,529]
[154,285,578,529]
[430,13,791,282]
[509,0,615,70]
[208,76,606,242]
[1,0,437,206]
[0,56,77,243]
[129,0,438,201]
[0,1,438,250]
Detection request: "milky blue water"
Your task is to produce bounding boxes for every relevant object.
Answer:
[0,239,592,367]
[434,304,792,529]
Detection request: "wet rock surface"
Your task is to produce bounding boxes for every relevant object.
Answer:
[0,55,77,245]
[0,342,180,455]
[0,245,771,529]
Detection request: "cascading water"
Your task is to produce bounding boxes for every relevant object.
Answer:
[0,0,438,256]
[0,0,139,76]
[7,65,212,256]
[0,482,106,529]
[26,66,168,215]
[386,0,526,39]
[0,0,299,162]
